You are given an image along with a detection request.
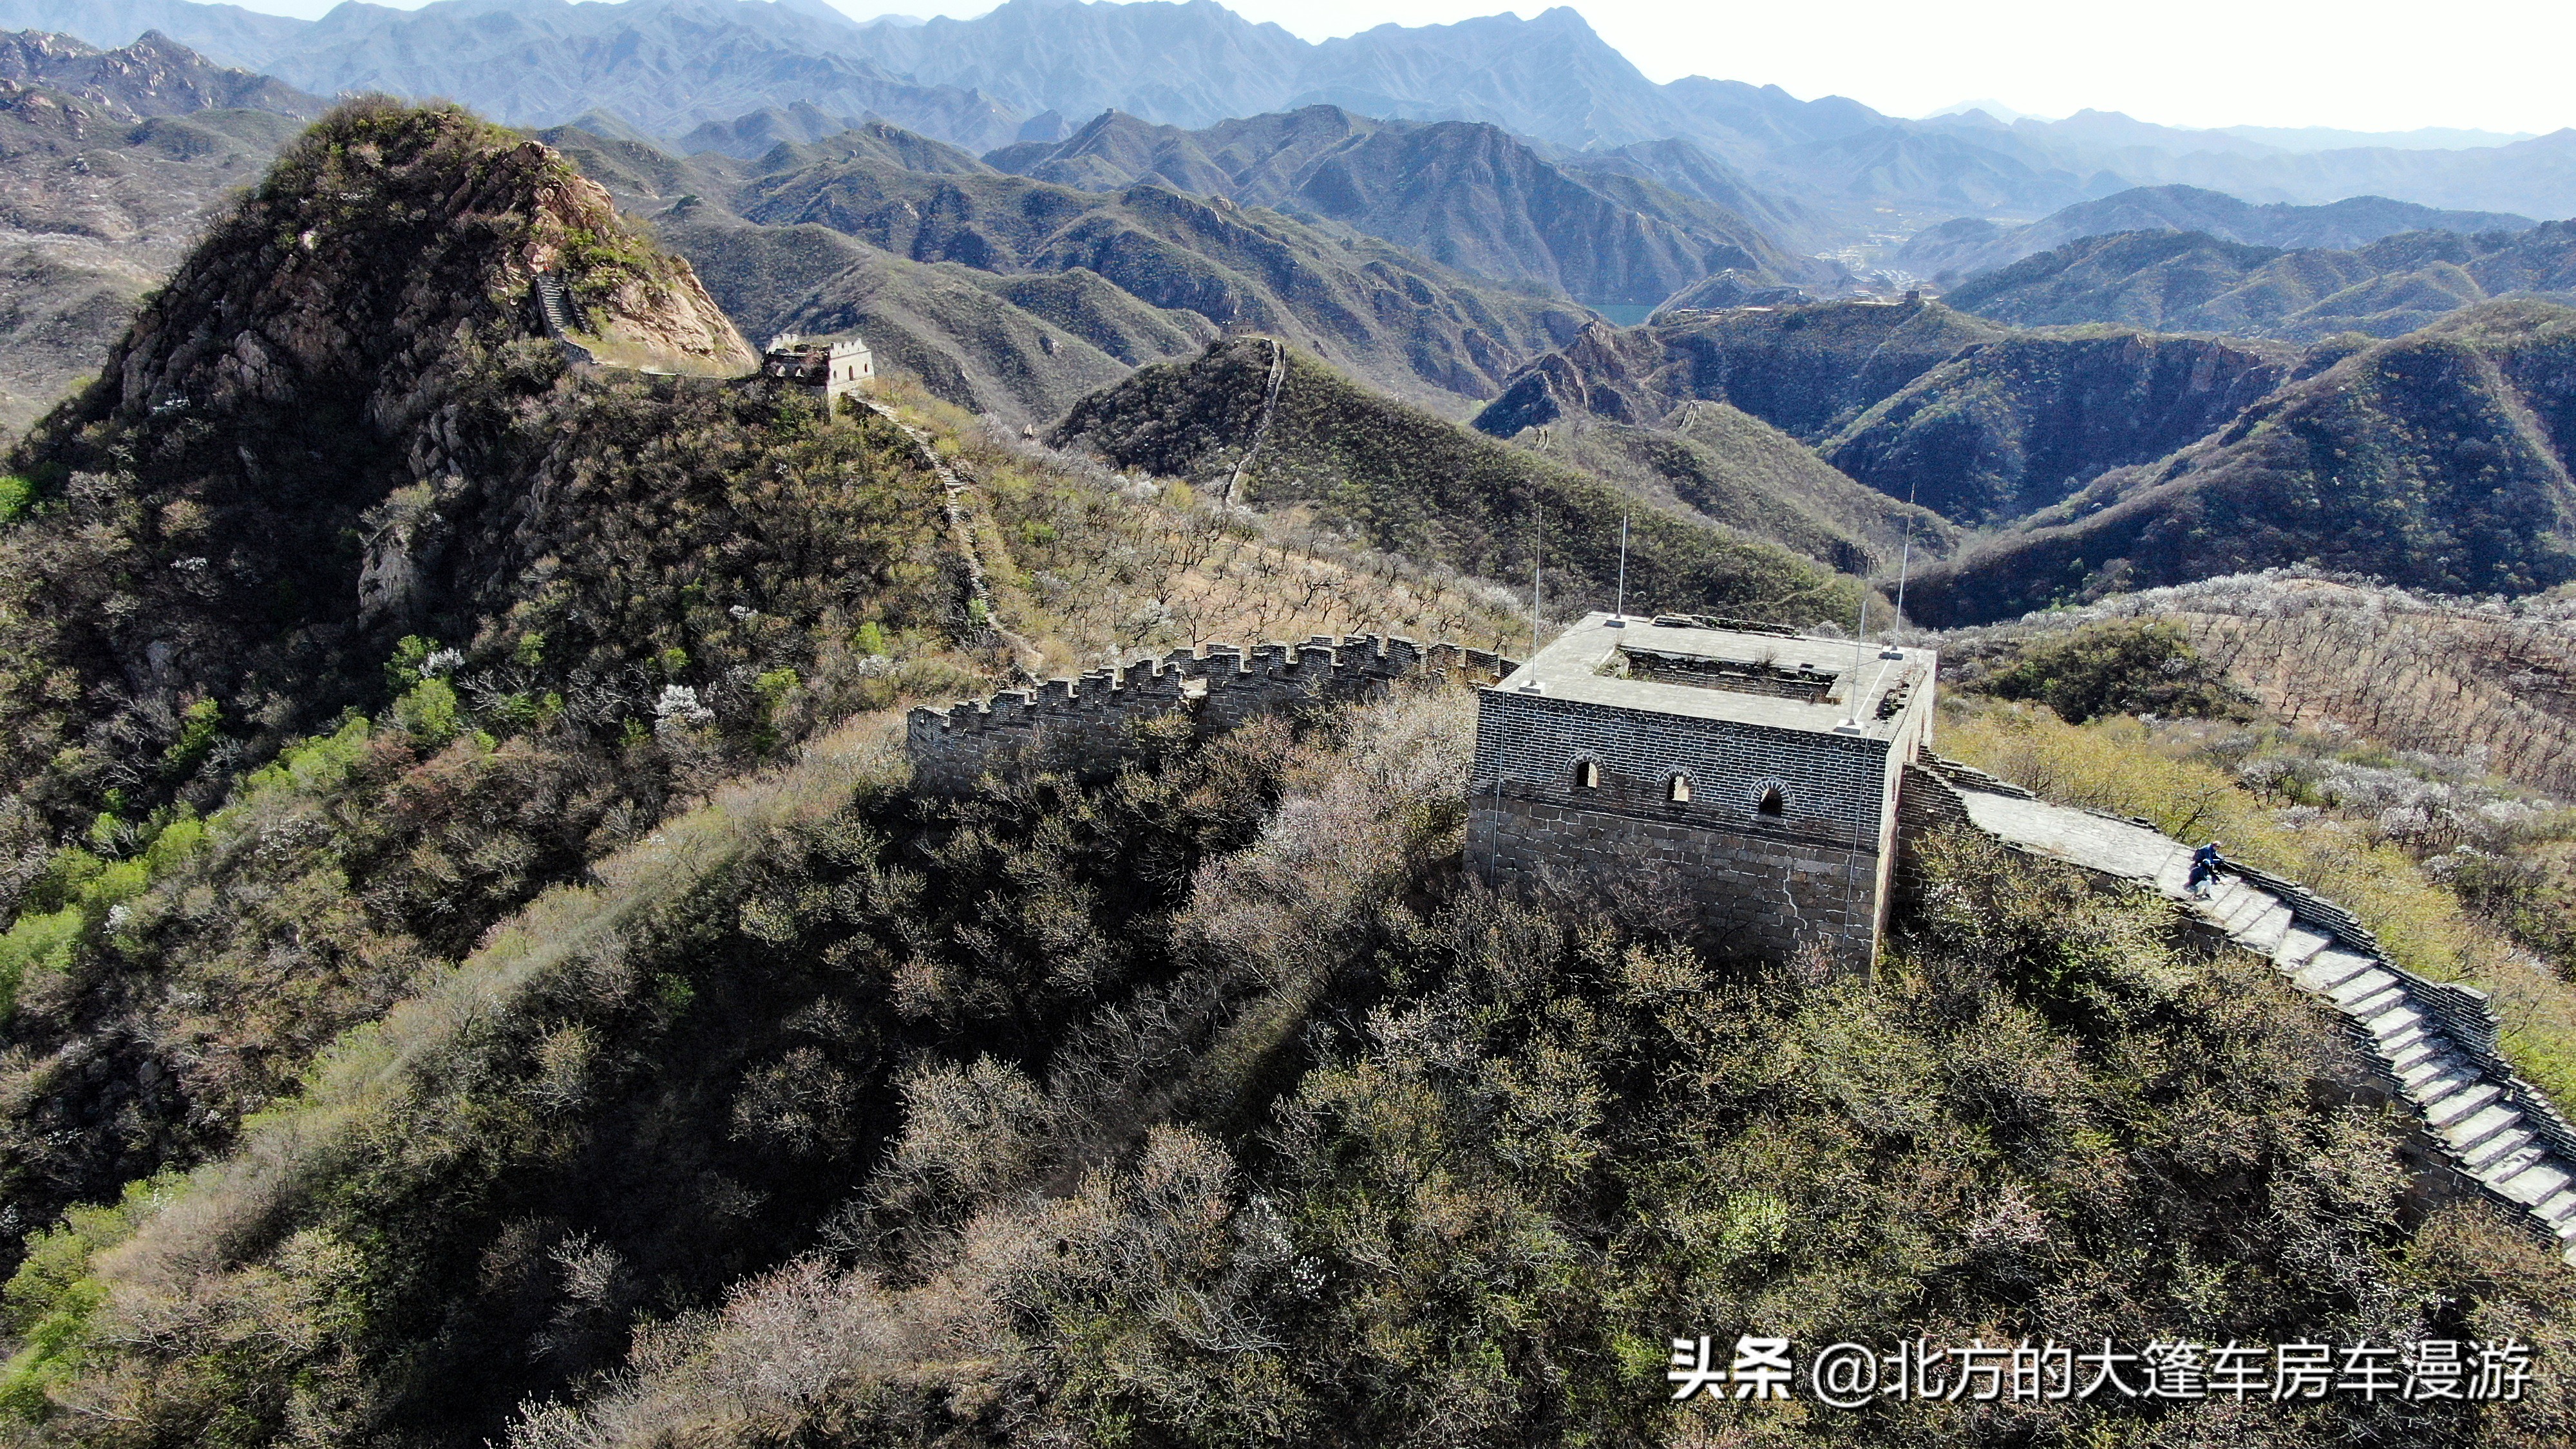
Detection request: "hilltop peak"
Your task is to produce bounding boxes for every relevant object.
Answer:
[91,100,747,427]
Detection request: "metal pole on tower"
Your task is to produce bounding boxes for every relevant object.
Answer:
[1615,513,1629,621]
[1839,592,1870,732]
[1884,476,1919,659]
[1530,503,1543,661]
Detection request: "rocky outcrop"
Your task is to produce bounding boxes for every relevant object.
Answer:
[0,101,758,823]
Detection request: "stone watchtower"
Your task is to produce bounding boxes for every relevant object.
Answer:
[761,332,875,412]
[1467,612,1937,968]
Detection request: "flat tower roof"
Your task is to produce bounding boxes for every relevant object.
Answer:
[1493,612,1934,741]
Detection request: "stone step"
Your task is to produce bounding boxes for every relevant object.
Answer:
[2153,850,2193,893]
[2490,1159,2573,1207]
[2324,967,2399,1007]
[2446,1103,2522,1155]
[2298,950,2382,994]
[2412,1070,2481,1110]
[2533,1187,2576,1226]
[2397,1050,2460,1092]
[2272,925,2335,971]
[2471,1133,2546,1177]
[2210,884,2270,931]
[2382,1020,2438,1058]
[2345,985,2410,1023]
[2232,899,2296,955]
[2363,1004,2429,1042]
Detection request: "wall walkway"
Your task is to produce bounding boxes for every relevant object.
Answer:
[1913,758,2576,1265]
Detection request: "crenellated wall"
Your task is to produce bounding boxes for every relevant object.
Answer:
[905,635,1513,791]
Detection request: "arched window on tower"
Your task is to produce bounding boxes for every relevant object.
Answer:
[1758,784,1785,817]
[1667,774,1692,804]
[1574,759,1600,789]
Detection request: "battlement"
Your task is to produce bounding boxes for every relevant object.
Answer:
[905,635,1513,791]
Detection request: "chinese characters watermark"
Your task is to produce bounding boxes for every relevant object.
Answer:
[1668,1335,2532,1406]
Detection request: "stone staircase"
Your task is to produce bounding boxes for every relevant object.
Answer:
[531,272,582,339]
[1931,761,2576,1263]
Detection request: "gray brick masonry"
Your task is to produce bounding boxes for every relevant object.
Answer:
[905,635,1511,791]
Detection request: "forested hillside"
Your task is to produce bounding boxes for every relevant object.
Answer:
[1818,329,2291,524]
[1943,223,2576,341]
[1055,337,1879,625]
[0,24,2575,1445]
[1904,301,2576,622]
[1473,300,2005,441]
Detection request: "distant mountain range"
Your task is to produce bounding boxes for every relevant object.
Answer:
[533,117,1597,418]
[986,106,1824,307]
[8,0,2575,240]
[1942,222,2576,341]
[0,24,315,118]
[0,43,299,431]
[1895,184,2537,283]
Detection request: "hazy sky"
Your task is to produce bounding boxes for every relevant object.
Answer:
[225,0,2575,136]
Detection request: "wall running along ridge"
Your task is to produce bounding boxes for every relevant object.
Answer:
[905,634,1513,791]
[1902,755,2576,1265]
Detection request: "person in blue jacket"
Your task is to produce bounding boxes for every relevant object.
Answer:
[2187,840,2226,897]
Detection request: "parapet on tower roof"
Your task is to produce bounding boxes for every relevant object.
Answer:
[1495,612,1932,740]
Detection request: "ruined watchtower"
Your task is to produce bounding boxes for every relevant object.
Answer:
[761,332,875,412]
[1467,612,1937,969]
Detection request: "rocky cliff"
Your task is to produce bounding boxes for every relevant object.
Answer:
[0,100,754,829]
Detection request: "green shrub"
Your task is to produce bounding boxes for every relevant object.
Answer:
[1977,618,2257,723]
[0,1173,220,1421]
[393,678,462,744]
[162,697,222,773]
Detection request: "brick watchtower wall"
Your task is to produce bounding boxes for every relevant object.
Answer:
[905,635,1511,792]
[1466,688,1913,967]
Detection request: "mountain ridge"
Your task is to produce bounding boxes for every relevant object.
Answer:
[0,25,318,118]
[1943,222,2576,341]
[17,0,2576,233]
[1896,182,2539,284]
[987,104,1826,307]
[1904,298,2576,622]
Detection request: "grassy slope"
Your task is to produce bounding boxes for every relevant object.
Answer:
[1522,401,1962,576]
[1057,338,1876,629]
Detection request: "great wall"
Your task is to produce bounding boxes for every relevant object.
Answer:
[905,633,1513,791]
[904,612,2576,1264]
